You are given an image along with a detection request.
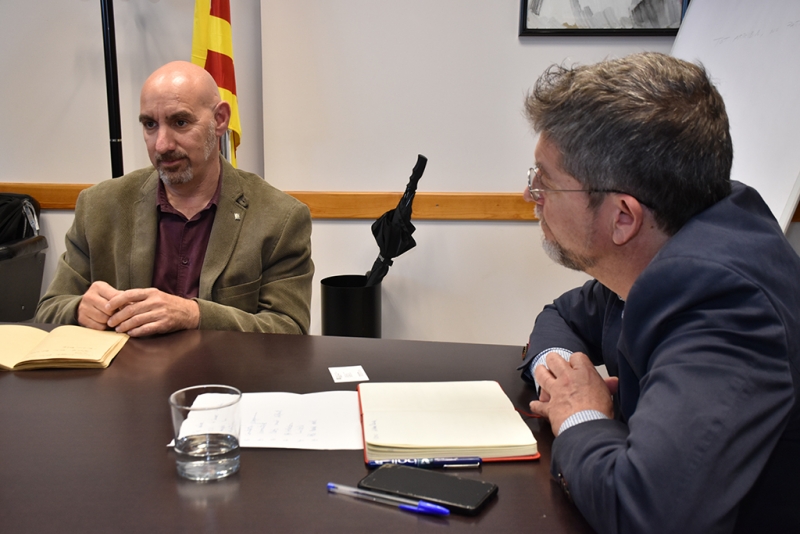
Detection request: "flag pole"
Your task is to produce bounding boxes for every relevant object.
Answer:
[100,0,124,178]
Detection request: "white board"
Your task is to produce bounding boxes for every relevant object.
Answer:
[671,0,800,230]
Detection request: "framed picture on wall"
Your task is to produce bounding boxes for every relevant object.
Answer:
[519,0,690,36]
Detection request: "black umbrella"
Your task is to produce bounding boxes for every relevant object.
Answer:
[365,155,427,287]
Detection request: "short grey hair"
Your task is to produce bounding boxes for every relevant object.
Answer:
[525,52,732,235]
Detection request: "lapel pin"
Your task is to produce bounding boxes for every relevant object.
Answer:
[234,213,241,220]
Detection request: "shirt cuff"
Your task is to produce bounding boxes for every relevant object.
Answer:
[529,347,573,394]
[558,410,609,435]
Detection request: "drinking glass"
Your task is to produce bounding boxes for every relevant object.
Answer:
[169,384,242,481]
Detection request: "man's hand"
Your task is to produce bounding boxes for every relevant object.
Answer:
[77,281,124,330]
[529,351,614,435]
[104,288,200,337]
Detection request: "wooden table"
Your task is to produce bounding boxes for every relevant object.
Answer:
[0,330,593,533]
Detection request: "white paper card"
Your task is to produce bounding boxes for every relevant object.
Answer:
[328,365,369,383]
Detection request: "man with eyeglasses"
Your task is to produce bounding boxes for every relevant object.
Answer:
[519,52,800,533]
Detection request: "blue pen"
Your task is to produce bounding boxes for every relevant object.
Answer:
[367,457,482,469]
[327,482,450,516]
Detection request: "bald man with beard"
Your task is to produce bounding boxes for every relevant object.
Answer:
[36,61,313,337]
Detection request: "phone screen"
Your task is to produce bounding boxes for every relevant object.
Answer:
[358,464,498,515]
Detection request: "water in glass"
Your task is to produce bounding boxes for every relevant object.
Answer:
[174,433,240,481]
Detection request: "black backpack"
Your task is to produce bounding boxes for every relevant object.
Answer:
[0,193,40,244]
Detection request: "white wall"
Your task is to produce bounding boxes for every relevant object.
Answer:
[2,1,797,346]
[0,0,266,322]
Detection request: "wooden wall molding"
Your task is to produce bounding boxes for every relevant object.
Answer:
[287,191,536,220]
[0,183,89,210]
[0,183,537,221]
[2,182,799,222]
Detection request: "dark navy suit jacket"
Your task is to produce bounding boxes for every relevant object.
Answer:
[521,181,800,533]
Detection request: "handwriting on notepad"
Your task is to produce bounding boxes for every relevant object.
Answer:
[238,391,363,450]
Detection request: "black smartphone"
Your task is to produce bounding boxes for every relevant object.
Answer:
[357,464,498,515]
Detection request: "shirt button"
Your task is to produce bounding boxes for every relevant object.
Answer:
[181,258,189,265]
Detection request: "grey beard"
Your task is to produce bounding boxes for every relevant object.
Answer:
[538,208,596,272]
[541,235,593,272]
[159,165,193,185]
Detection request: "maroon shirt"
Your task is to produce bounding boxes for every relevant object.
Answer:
[152,177,222,299]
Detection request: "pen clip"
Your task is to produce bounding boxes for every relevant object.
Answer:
[442,462,481,469]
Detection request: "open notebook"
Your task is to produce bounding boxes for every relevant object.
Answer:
[358,380,538,463]
[0,325,128,371]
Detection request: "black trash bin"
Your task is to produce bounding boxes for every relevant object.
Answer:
[320,275,381,338]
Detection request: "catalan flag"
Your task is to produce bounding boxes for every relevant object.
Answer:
[191,0,241,167]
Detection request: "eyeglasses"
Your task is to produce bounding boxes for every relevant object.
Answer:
[527,166,645,206]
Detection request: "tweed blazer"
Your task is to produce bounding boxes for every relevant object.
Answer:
[35,158,313,334]
[520,182,800,533]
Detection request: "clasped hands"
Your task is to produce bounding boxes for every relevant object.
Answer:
[78,281,200,337]
[529,351,617,436]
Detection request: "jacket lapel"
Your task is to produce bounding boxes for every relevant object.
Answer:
[130,170,159,288]
[199,159,247,299]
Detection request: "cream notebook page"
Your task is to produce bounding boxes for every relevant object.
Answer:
[359,381,536,449]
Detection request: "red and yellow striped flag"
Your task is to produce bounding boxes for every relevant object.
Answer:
[191,0,241,167]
